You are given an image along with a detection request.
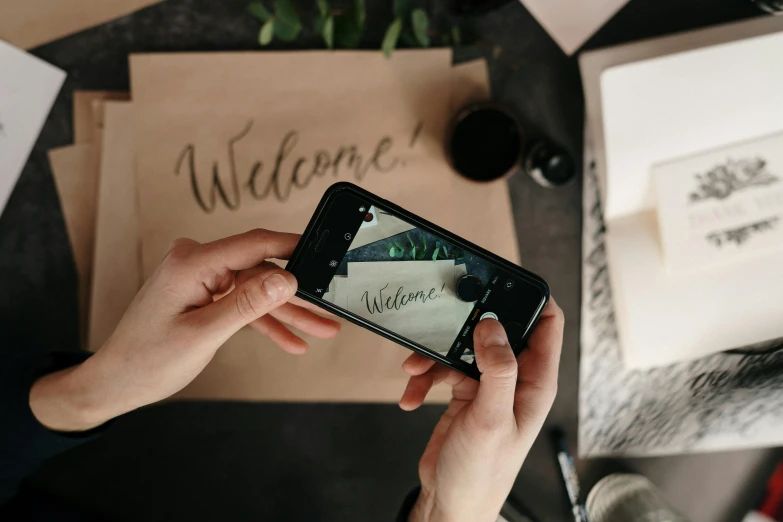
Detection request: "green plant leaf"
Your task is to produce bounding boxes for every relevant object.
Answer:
[314,15,325,34]
[382,18,403,58]
[275,18,301,41]
[399,31,417,47]
[442,245,449,257]
[393,0,409,18]
[248,2,273,21]
[411,9,429,48]
[411,246,416,260]
[417,249,426,260]
[394,240,405,251]
[406,232,415,248]
[317,0,329,17]
[354,0,366,26]
[395,249,404,258]
[275,0,298,22]
[259,19,275,45]
[432,247,440,261]
[389,246,397,257]
[335,16,362,48]
[451,25,461,46]
[322,15,334,48]
[273,0,301,41]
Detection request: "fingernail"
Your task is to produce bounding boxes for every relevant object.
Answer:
[480,319,508,347]
[263,274,292,302]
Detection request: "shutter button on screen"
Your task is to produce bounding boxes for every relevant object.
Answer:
[503,322,526,350]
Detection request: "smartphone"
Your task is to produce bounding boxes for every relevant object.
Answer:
[286,182,550,380]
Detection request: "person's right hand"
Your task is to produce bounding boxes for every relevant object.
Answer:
[29,229,340,432]
[400,299,564,522]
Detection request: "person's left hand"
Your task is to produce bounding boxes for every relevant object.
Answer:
[30,229,340,431]
[401,299,564,522]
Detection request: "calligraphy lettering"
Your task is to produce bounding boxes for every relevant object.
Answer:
[175,120,421,213]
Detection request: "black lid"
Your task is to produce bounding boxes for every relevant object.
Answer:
[524,140,575,188]
[449,105,524,182]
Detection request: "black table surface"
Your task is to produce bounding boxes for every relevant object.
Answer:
[1,0,779,521]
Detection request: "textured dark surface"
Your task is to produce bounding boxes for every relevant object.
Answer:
[0,0,775,521]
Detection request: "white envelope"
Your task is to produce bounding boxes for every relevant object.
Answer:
[519,0,629,55]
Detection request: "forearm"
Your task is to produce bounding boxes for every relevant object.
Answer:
[0,350,105,505]
[29,362,111,432]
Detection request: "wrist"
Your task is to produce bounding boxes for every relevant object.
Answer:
[29,363,113,432]
[408,488,435,522]
[408,487,503,522]
[408,488,452,522]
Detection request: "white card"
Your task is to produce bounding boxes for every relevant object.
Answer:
[519,0,629,55]
[0,40,65,216]
[654,133,783,273]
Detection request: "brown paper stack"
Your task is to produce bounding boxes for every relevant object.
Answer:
[0,0,164,50]
[49,50,519,404]
[48,91,129,345]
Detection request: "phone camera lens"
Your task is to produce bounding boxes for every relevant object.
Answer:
[456,275,484,302]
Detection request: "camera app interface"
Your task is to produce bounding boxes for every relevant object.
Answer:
[303,193,543,367]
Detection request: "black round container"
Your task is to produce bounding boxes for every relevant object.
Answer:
[448,103,524,183]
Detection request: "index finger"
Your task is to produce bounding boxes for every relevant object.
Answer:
[195,229,301,271]
[514,297,564,424]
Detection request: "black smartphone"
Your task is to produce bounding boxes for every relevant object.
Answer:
[286,182,550,380]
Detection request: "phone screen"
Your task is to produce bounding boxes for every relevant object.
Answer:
[294,189,547,370]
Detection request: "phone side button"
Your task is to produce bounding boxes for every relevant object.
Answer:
[503,322,526,350]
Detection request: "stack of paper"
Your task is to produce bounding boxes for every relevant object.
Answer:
[48,50,522,403]
[0,0,164,50]
[580,16,783,370]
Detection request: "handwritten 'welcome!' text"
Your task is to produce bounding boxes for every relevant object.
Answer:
[175,120,423,214]
[361,282,446,315]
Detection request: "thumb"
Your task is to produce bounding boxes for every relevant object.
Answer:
[191,267,297,341]
[470,319,518,429]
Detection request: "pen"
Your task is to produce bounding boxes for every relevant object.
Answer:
[551,429,589,522]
